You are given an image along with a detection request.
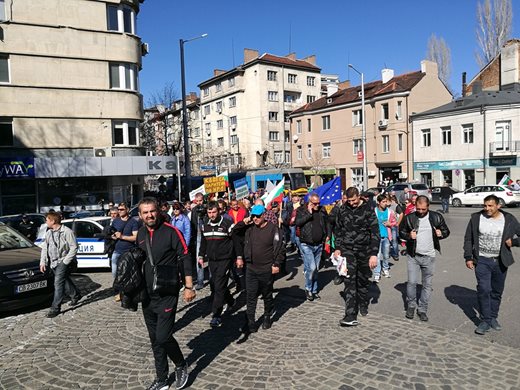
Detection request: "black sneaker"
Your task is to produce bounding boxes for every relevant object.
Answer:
[359,307,368,316]
[405,307,415,319]
[175,364,189,390]
[46,310,60,318]
[475,321,491,335]
[262,315,272,330]
[146,378,169,390]
[209,316,222,328]
[339,317,359,327]
[333,275,344,285]
[313,293,321,300]
[68,295,82,307]
[305,290,314,301]
[490,318,502,331]
[417,311,428,322]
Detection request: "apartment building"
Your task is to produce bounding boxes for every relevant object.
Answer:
[411,40,520,189]
[290,60,452,189]
[197,49,321,171]
[0,0,172,214]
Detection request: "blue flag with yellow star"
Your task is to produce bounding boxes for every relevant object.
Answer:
[304,177,342,206]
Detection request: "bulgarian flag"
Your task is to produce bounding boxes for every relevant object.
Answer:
[218,170,229,187]
[499,173,513,186]
[261,180,284,207]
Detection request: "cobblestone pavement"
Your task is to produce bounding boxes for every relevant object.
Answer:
[1,270,520,390]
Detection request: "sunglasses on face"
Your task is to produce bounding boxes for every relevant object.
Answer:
[251,214,263,218]
[118,208,126,211]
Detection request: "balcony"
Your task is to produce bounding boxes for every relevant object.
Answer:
[489,141,520,156]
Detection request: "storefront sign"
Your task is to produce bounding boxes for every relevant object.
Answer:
[414,159,483,171]
[203,176,227,193]
[0,158,35,179]
[489,156,517,167]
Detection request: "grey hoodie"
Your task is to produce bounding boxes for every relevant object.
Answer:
[39,224,78,268]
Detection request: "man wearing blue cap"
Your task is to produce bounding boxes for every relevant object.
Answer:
[235,204,286,333]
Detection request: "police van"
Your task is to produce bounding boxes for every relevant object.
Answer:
[35,217,112,269]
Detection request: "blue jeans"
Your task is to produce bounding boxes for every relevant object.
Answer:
[441,198,450,213]
[475,256,508,324]
[373,237,390,277]
[196,232,205,286]
[289,226,302,253]
[51,262,80,312]
[300,243,323,293]
[390,226,399,259]
[407,254,435,313]
[111,251,122,280]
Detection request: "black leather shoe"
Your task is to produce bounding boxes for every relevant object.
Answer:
[262,315,272,330]
[69,295,82,307]
[305,291,314,301]
[360,307,368,316]
[417,311,428,321]
[46,310,60,318]
[405,307,415,319]
[333,275,344,285]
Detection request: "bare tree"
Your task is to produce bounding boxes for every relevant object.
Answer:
[304,151,330,187]
[427,34,452,90]
[475,0,513,67]
[146,81,177,109]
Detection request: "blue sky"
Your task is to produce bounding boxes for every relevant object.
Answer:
[138,0,520,105]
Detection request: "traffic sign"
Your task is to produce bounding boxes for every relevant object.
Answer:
[201,165,216,171]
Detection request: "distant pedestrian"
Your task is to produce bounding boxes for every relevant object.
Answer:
[171,202,191,246]
[463,194,520,335]
[399,195,449,322]
[373,194,395,282]
[439,183,454,214]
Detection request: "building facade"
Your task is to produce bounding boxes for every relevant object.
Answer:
[0,0,171,214]
[197,49,321,172]
[290,60,452,189]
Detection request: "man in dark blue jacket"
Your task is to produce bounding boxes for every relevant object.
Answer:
[464,194,520,335]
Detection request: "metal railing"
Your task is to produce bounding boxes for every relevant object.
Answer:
[489,141,520,153]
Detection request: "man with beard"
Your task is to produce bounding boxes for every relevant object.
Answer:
[137,198,195,390]
[399,195,449,322]
[333,187,380,326]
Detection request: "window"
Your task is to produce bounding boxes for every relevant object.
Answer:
[421,129,431,147]
[228,77,235,87]
[297,145,302,160]
[382,135,390,153]
[463,124,474,144]
[274,151,283,163]
[113,121,138,146]
[205,122,211,133]
[396,101,402,120]
[352,110,363,126]
[285,130,290,142]
[203,87,209,96]
[215,82,222,92]
[307,95,316,103]
[230,116,237,126]
[192,127,200,138]
[307,144,312,158]
[398,133,403,152]
[267,70,277,81]
[269,131,279,141]
[268,112,278,121]
[107,4,135,34]
[381,103,389,120]
[217,137,224,147]
[204,105,210,115]
[216,101,222,112]
[353,139,362,155]
[268,91,278,101]
[230,135,238,145]
[0,118,13,146]
[296,120,302,134]
[307,118,311,132]
[285,151,290,163]
[322,142,331,158]
[307,76,315,86]
[0,55,9,83]
[0,0,5,21]
[441,126,452,145]
[288,74,297,84]
[322,115,331,130]
[205,139,211,149]
[217,119,223,129]
[109,63,138,90]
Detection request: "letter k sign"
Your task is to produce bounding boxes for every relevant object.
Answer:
[149,160,161,170]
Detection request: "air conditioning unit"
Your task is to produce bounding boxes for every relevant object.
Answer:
[326,98,333,104]
[141,42,150,56]
[231,124,236,131]
[93,147,112,157]
[378,119,388,129]
[217,109,222,114]
[368,170,376,177]
[358,91,362,97]
[206,129,211,136]
[146,150,155,156]
[399,173,408,179]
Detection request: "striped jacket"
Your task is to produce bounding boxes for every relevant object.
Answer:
[198,215,239,261]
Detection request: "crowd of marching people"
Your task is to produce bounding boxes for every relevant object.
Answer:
[38,182,520,390]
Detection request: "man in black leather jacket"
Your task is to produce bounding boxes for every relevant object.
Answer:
[399,195,449,322]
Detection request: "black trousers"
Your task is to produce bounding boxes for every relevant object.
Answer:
[343,250,372,321]
[209,259,234,316]
[246,267,274,324]
[142,295,185,381]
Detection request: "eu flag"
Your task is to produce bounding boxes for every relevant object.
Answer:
[305,177,342,206]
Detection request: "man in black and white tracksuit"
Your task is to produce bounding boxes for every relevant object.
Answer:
[198,201,240,328]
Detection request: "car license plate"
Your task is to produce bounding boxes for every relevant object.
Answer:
[15,280,47,294]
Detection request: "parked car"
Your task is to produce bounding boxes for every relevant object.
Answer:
[451,185,520,207]
[430,186,460,203]
[0,213,46,241]
[366,187,386,195]
[385,182,432,200]
[0,223,54,311]
[35,217,112,269]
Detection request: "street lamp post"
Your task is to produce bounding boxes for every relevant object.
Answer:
[180,33,207,196]
[348,64,368,191]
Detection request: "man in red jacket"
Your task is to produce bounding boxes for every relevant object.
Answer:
[228,199,247,224]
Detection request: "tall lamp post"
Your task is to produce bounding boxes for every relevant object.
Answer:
[180,33,207,195]
[348,64,368,191]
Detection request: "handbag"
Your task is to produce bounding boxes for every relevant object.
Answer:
[145,233,178,295]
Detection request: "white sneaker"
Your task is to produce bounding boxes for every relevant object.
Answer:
[373,275,380,283]
[382,270,391,278]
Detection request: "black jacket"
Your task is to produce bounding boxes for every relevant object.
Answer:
[333,201,380,256]
[199,215,239,261]
[463,210,520,267]
[294,205,328,245]
[234,221,286,268]
[399,211,450,257]
[113,247,147,293]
